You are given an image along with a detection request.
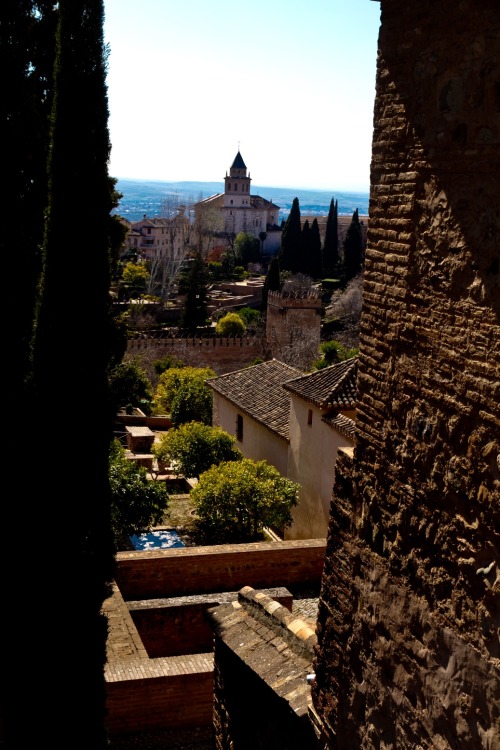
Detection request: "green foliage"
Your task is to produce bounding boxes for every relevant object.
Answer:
[237,306,261,331]
[207,261,225,280]
[108,360,153,415]
[191,458,299,544]
[170,377,213,426]
[109,439,169,541]
[312,340,358,370]
[308,218,324,278]
[323,198,339,276]
[178,250,210,333]
[121,261,149,291]
[233,265,246,280]
[153,422,243,479]
[237,306,261,325]
[215,312,246,337]
[343,208,364,283]
[278,197,303,273]
[153,366,215,425]
[9,2,120,744]
[153,353,185,376]
[262,256,281,308]
[234,231,261,266]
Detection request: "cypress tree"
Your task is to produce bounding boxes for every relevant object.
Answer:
[302,219,311,273]
[179,251,210,333]
[308,218,323,279]
[343,208,364,283]
[3,1,58,411]
[262,256,281,310]
[323,197,339,277]
[278,196,303,273]
[4,2,116,747]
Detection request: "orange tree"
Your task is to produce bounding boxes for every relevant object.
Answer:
[191,458,299,544]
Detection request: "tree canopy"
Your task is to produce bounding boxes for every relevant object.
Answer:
[153,366,215,425]
[278,197,303,273]
[303,217,323,278]
[109,439,169,542]
[323,198,339,277]
[343,208,364,283]
[6,2,118,746]
[234,231,261,266]
[153,422,243,479]
[215,312,246,337]
[191,458,299,544]
[262,256,281,309]
[108,359,153,415]
[312,340,358,370]
[178,251,210,333]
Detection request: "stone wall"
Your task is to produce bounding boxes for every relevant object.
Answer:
[115,539,325,601]
[128,588,293,658]
[311,2,500,748]
[126,334,265,376]
[209,587,318,750]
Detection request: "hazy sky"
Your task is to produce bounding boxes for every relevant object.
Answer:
[104,0,381,192]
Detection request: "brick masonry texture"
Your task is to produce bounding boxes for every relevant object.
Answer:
[311,1,500,748]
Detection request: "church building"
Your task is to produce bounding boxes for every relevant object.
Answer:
[194,151,282,254]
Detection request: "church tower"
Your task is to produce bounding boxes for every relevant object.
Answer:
[223,151,251,208]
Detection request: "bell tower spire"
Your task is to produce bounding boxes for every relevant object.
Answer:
[224,150,251,208]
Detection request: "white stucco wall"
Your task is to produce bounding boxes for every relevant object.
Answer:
[211,393,288,476]
[285,397,354,541]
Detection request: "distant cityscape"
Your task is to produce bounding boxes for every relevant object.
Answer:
[113,178,370,224]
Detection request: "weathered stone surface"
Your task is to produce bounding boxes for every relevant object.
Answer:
[312,1,500,748]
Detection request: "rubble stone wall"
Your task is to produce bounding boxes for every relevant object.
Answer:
[312,1,500,748]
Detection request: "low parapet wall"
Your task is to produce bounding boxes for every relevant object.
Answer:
[115,539,326,601]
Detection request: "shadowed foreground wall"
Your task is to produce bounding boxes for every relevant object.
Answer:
[311,1,500,748]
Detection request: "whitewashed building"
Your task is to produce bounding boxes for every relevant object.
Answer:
[207,357,357,540]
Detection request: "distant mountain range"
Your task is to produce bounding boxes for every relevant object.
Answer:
[113,178,370,223]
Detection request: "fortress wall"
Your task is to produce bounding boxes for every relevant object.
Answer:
[312,1,500,747]
[126,335,265,375]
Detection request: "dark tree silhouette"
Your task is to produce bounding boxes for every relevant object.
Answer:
[278,197,303,273]
[262,256,281,310]
[307,218,323,278]
[179,251,210,333]
[343,208,364,283]
[323,197,339,277]
[4,3,116,748]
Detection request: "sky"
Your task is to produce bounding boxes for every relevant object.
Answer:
[103,0,381,193]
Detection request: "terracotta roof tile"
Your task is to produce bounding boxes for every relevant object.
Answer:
[322,412,356,438]
[283,357,358,410]
[206,359,302,440]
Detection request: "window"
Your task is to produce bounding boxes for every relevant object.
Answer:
[307,409,313,426]
[236,414,243,441]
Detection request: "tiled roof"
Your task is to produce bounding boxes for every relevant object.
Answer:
[206,359,302,440]
[197,193,279,210]
[322,412,356,438]
[284,357,358,410]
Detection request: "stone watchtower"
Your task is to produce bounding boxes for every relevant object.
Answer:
[265,288,323,368]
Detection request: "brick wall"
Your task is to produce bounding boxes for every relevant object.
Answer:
[105,668,214,735]
[312,1,500,747]
[115,540,325,601]
[128,588,293,658]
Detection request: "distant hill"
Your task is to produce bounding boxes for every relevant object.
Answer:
[113,178,369,223]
